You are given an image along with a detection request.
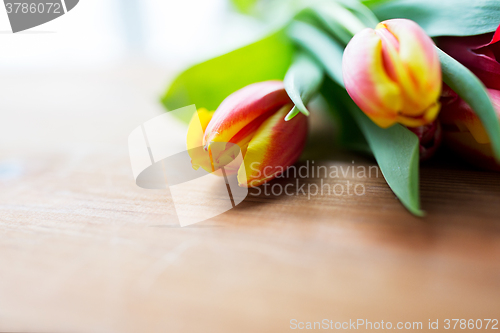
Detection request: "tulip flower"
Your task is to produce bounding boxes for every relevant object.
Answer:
[406,120,442,161]
[440,85,500,171]
[186,81,308,187]
[437,24,500,90]
[437,24,500,171]
[343,19,442,128]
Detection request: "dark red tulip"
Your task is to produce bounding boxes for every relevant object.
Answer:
[437,24,500,90]
[436,24,500,170]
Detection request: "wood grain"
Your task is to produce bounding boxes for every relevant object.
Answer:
[0,65,499,333]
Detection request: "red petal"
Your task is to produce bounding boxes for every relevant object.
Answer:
[487,23,500,46]
[203,81,292,147]
[437,25,500,90]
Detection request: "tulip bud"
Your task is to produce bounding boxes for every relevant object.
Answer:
[440,85,500,171]
[407,120,442,161]
[187,81,308,187]
[343,19,442,128]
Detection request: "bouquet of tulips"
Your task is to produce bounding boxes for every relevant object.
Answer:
[162,0,500,216]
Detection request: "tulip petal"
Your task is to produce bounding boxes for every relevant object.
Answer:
[438,24,500,90]
[491,24,500,45]
[203,81,292,147]
[187,108,214,151]
[237,104,307,187]
[442,97,490,144]
[203,109,275,176]
[343,28,402,128]
[186,108,215,172]
[187,109,243,176]
[441,88,500,144]
[397,102,440,128]
[381,19,442,116]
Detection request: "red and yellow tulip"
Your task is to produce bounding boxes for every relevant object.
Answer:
[343,19,442,128]
[187,81,308,187]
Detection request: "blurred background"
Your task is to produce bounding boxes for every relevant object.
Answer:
[0,0,265,69]
[0,0,272,155]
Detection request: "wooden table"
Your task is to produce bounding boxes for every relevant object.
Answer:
[1,63,499,332]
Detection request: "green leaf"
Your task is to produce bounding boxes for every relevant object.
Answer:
[287,21,345,86]
[337,0,379,29]
[323,78,422,216]
[370,0,500,37]
[437,47,500,162]
[352,107,423,216]
[308,8,354,46]
[360,0,394,7]
[230,0,259,13]
[309,2,367,45]
[321,79,369,153]
[284,53,323,121]
[161,30,294,122]
[302,0,377,45]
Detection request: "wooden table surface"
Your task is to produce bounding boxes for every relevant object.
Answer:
[1,63,499,333]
